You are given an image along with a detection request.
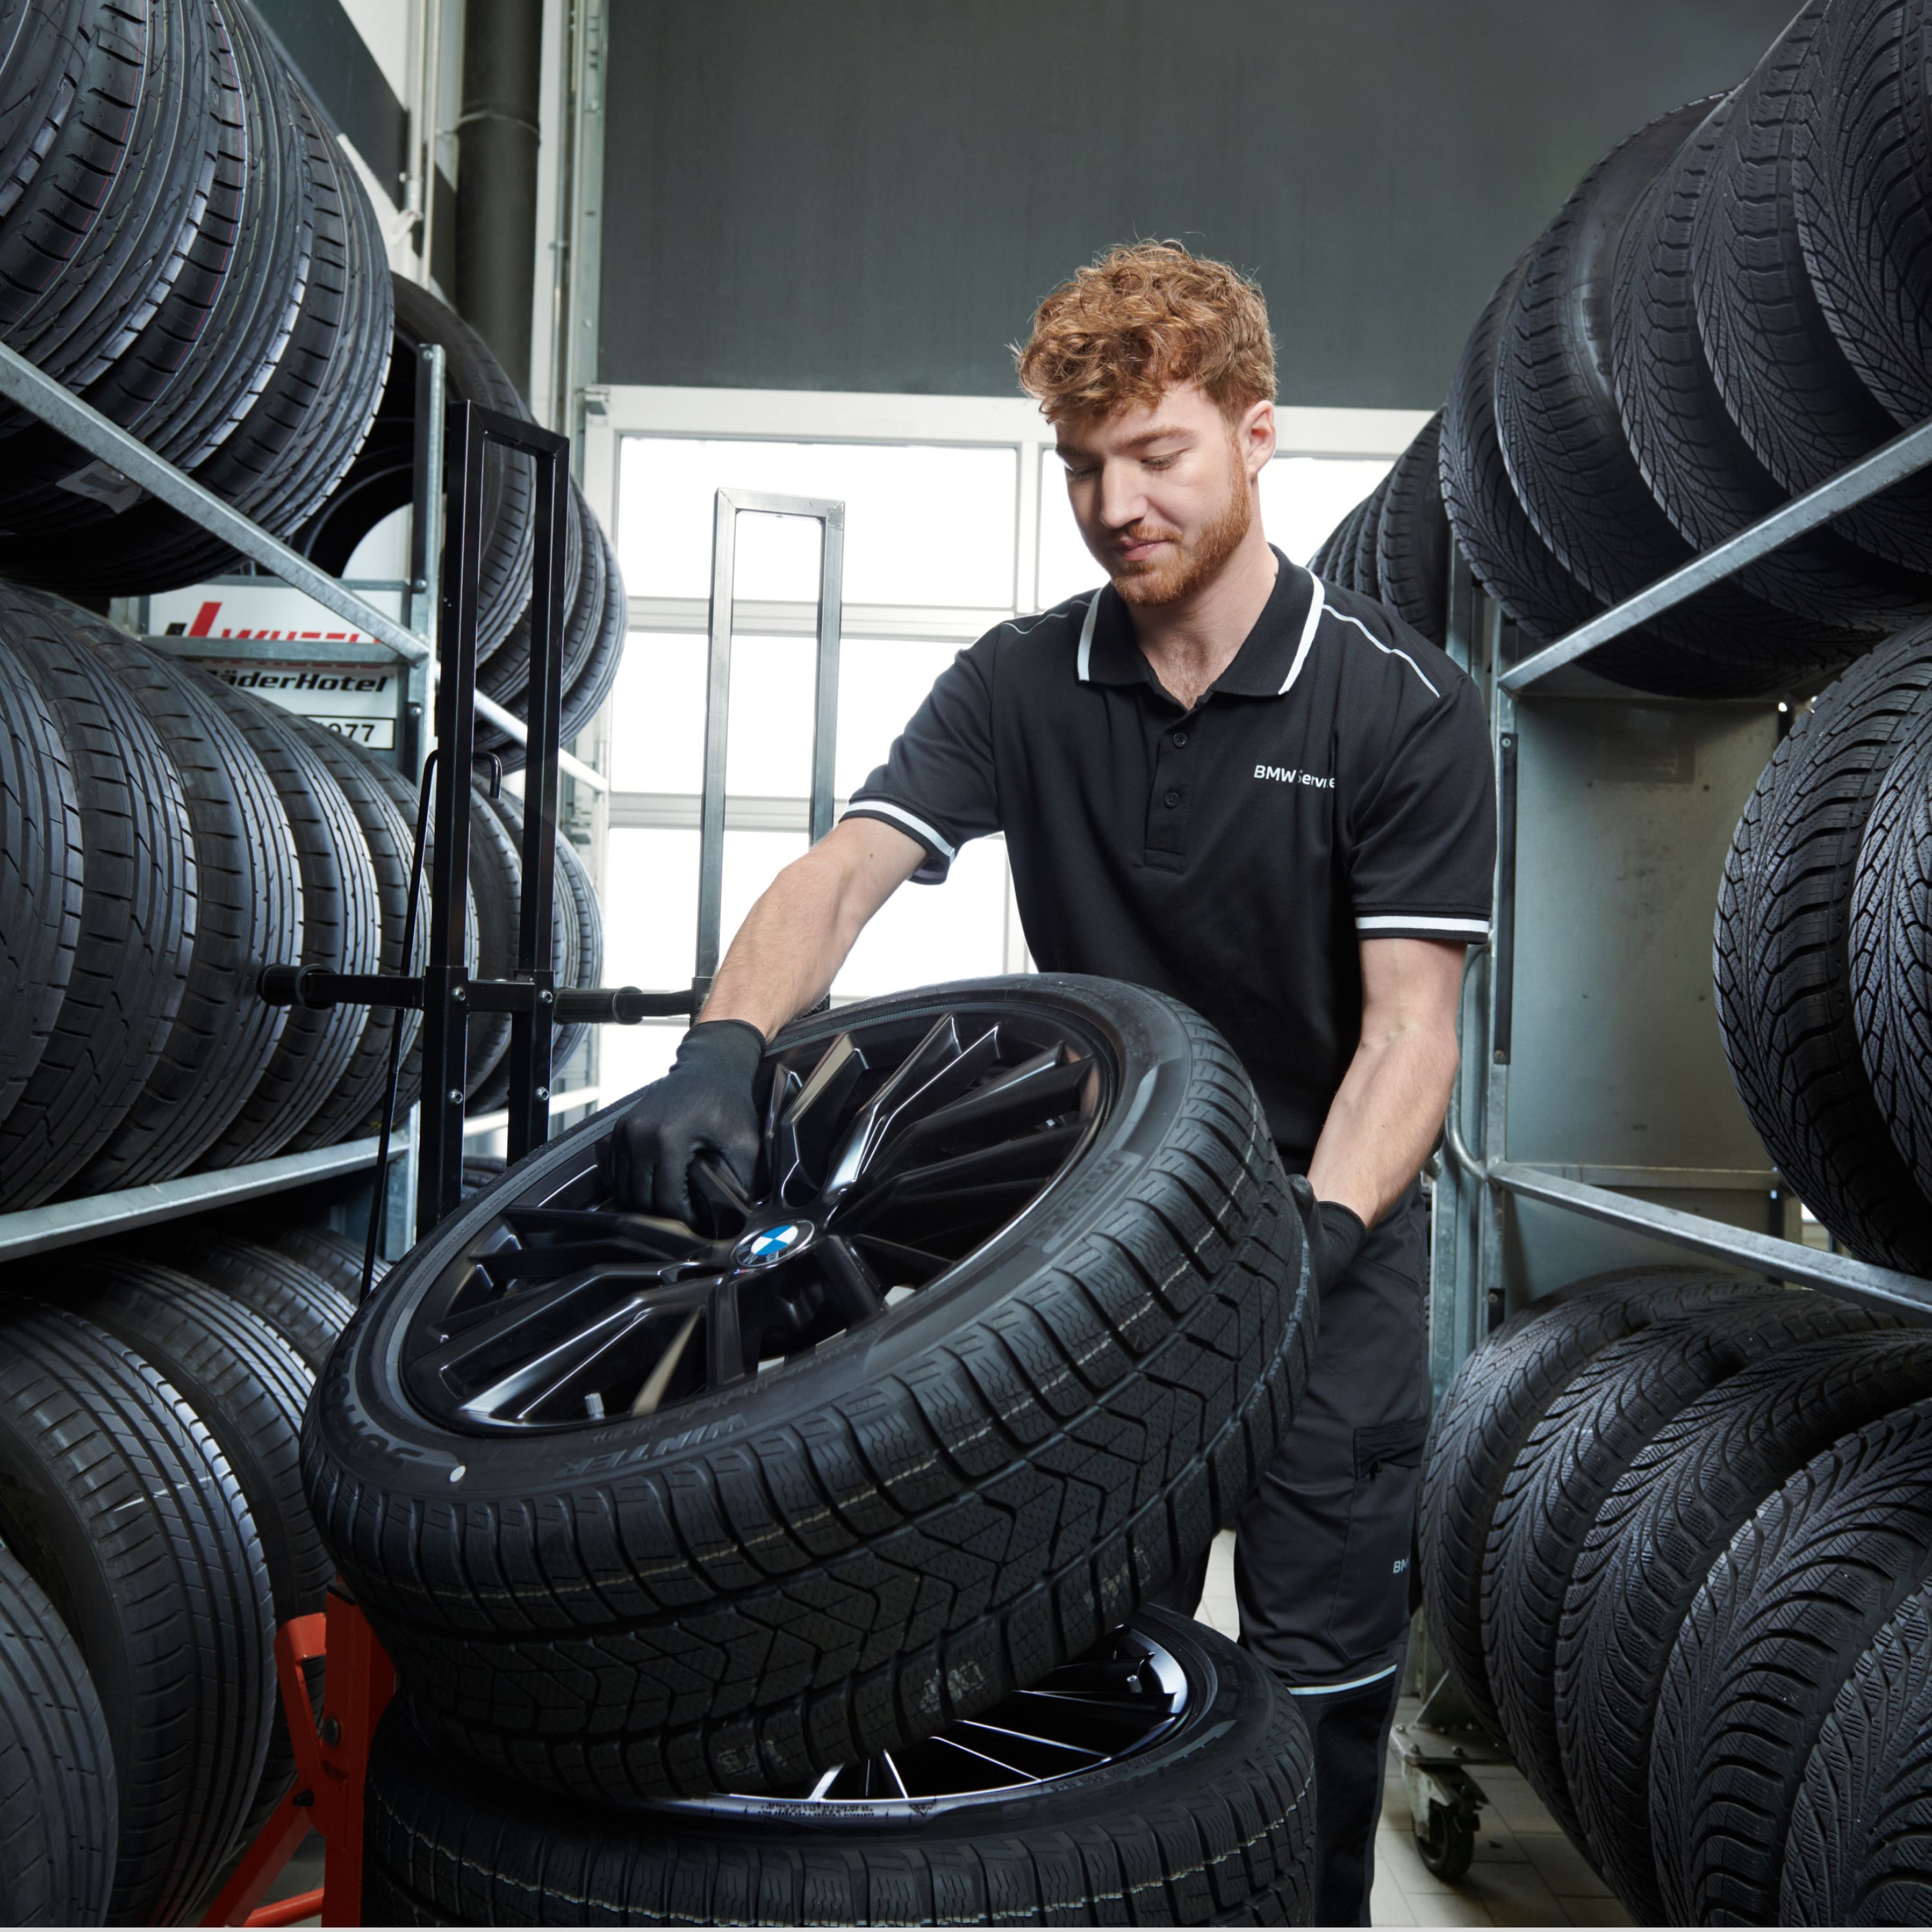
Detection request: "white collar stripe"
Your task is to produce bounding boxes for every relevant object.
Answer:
[1074,591,1101,682]
[1278,574,1328,695]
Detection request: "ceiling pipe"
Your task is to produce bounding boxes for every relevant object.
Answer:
[453,0,544,401]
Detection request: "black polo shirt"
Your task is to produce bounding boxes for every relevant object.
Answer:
[842,551,1496,1158]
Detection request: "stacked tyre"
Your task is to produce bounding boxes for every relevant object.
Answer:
[1418,1265,1932,1923]
[1714,622,1932,1273]
[306,976,1325,1923]
[297,279,630,765]
[0,0,392,596]
[1380,1,1932,697]
[0,1211,358,1926]
[1307,412,1451,645]
[0,590,607,1208]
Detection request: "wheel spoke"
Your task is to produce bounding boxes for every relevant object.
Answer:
[502,1205,708,1261]
[705,1274,749,1388]
[877,1047,1092,1171]
[630,1305,703,1416]
[453,1297,658,1426]
[953,1717,1110,1761]
[771,1035,867,1197]
[822,1015,967,1189]
[482,1242,690,1287]
[815,1236,886,1323]
[847,1232,951,1285]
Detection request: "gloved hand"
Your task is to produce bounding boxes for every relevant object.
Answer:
[1287,1173,1367,1296]
[601,1019,764,1222]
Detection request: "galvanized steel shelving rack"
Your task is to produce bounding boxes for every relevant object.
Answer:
[1430,414,1932,1406]
[0,330,609,1265]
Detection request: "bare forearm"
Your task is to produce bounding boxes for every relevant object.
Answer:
[1307,1027,1459,1227]
[697,821,921,1037]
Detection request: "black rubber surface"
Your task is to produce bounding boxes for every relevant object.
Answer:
[1374,413,1450,645]
[232,1218,386,1307]
[0,1538,116,1929]
[1714,625,1932,1272]
[361,1607,1318,1927]
[306,977,1315,1804]
[1611,93,1928,637]
[1483,1293,1893,1848]
[194,679,380,1167]
[1417,1268,1774,1743]
[1692,1,1932,577]
[1794,0,1932,428]
[0,594,195,1208]
[0,638,80,1124]
[0,1296,272,1927]
[279,716,422,1153]
[68,634,299,1189]
[151,1226,355,1375]
[1852,728,1932,1209]
[1652,1398,1932,1926]
[1558,1329,1932,1922]
[1785,1580,1932,1925]
[554,522,627,752]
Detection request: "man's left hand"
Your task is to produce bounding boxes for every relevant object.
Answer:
[1288,1173,1366,1295]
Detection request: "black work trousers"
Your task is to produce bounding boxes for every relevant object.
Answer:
[1153,1180,1430,1927]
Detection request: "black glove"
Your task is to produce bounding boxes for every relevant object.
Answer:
[601,1019,764,1222]
[1287,1173,1367,1295]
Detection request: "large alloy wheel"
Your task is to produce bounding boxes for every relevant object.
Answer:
[307,976,1312,1803]
[362,1606,1318,1926]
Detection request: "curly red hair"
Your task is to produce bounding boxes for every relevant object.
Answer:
[1015,241,1276,424]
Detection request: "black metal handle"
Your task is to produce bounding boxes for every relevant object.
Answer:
[554,985,696,1025]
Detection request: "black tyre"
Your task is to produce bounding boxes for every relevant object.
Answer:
[154,1227,355,1374]
[1559,1329,1932,1922]
[1692,1,1932,578]
[305,976,1314,1803]
[0,595,195,1208]
[280,717,423,1152]
[1714,625,1932,1271]
[551,828,601,1075]
[194,680,380,1167]
[1349,475,1389,601]
[64,1255,325,1848]
[240,1220,386,1304]
[1785,1581,1932,1925]
[66,632,299,1188]
[1483,1292,1893,1847]
[0,1539,116,1928]
[0,638,81,1122]
[1652,1399,1932,1926]
[362,1607,1317,1927]
[555,524,627,750]
[1375,413,1450,645]
[1610,94,1928,636]
[1417,1267,1773,1742]
[1852,728,1932,1207]
[0,1298,272,1927]
[1793,0,1932,428]
[1499,95,1879,691]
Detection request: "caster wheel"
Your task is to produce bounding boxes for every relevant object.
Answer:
[1416,1801,1475,1881]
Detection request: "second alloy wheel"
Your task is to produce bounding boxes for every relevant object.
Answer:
[304,975,1313,1802]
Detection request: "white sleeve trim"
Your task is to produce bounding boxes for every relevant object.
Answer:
[1356,914,1491,936]
[840,799,958,860]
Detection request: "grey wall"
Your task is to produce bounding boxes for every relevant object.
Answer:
[600,0,1801,408]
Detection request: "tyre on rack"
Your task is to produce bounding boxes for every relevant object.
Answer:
[0,1539,117,1929]
[0,639,81,1123]
[1785,1580,1932,1924]
[1851,728,1932,1209]
[0,589,196,1209]
[148,1226,355,1376]
[0,1297,272,1927]
[1652,1399,1932,1926]
[362,1606,1318,1928]
[231,1218,386,1304]
[1610,90,1929,638]
[1482,1291,1894,1848]
[305,976,1315,1803]
[1714,622,1932,1273]
[1349,475,1391,601]
[64,1256,325,1849]
[60,627,301,1189]
[1558,1329,1932,1922]
[1691,0,1932,578]
[193,679,381,1168]
[1375,413,1450,645]
[1417,1267,1776,1742]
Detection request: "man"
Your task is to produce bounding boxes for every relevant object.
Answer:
[606,241,1495,1924]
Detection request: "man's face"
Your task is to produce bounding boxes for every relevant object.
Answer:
[1056,382,1276,607]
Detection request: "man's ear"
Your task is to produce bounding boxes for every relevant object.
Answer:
[1239,397,1276,480]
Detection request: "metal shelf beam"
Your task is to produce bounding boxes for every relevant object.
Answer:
[0,1135,397,1264]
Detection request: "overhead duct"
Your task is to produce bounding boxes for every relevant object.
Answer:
[453,0,544,402]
